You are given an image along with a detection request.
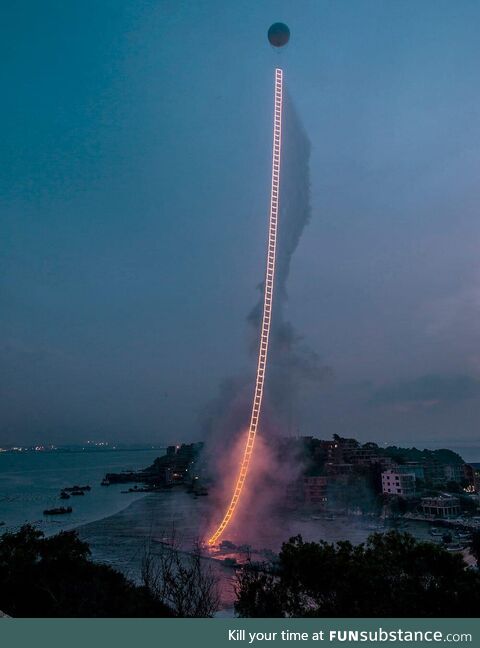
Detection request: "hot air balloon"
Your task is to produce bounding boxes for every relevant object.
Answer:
[267,22,290,48]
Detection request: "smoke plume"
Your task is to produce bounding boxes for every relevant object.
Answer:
[202,91,332,543]
[247,93,332,431]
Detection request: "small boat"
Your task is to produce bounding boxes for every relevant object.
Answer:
[446,544,467,552]
[70,490,85,496]
[60,491,70,500]
[101,479,110,486]
[64,485,91,493]
[43,506,72,516]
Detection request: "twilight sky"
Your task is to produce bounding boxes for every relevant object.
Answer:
[2,1,480,459]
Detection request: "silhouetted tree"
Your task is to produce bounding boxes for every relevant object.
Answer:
[235,531,480,617]
[141,531,219,617]
[0,525,172,617]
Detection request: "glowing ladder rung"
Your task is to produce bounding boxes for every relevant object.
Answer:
[207,68,283,546]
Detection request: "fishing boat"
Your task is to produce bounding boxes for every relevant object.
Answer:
[43,506,72,516]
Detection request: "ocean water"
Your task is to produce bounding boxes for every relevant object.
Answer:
[76,491,447,614]
[0,449,163,536]
[78,491,235,605]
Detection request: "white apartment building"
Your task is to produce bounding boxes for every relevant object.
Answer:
[381,470,416,498]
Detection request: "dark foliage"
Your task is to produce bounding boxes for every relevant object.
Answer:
[0,525,172,617]
[235,531,480,617]
[383,446,464,466]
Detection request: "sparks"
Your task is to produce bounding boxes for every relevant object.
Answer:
[207,68,284,546]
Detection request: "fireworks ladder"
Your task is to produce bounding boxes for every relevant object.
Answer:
[207,68,283,545]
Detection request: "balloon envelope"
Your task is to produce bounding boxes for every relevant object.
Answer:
[267,23,290,48]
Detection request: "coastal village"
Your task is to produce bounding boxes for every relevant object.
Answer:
[101,435,480,548]
[279,434,479,517]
